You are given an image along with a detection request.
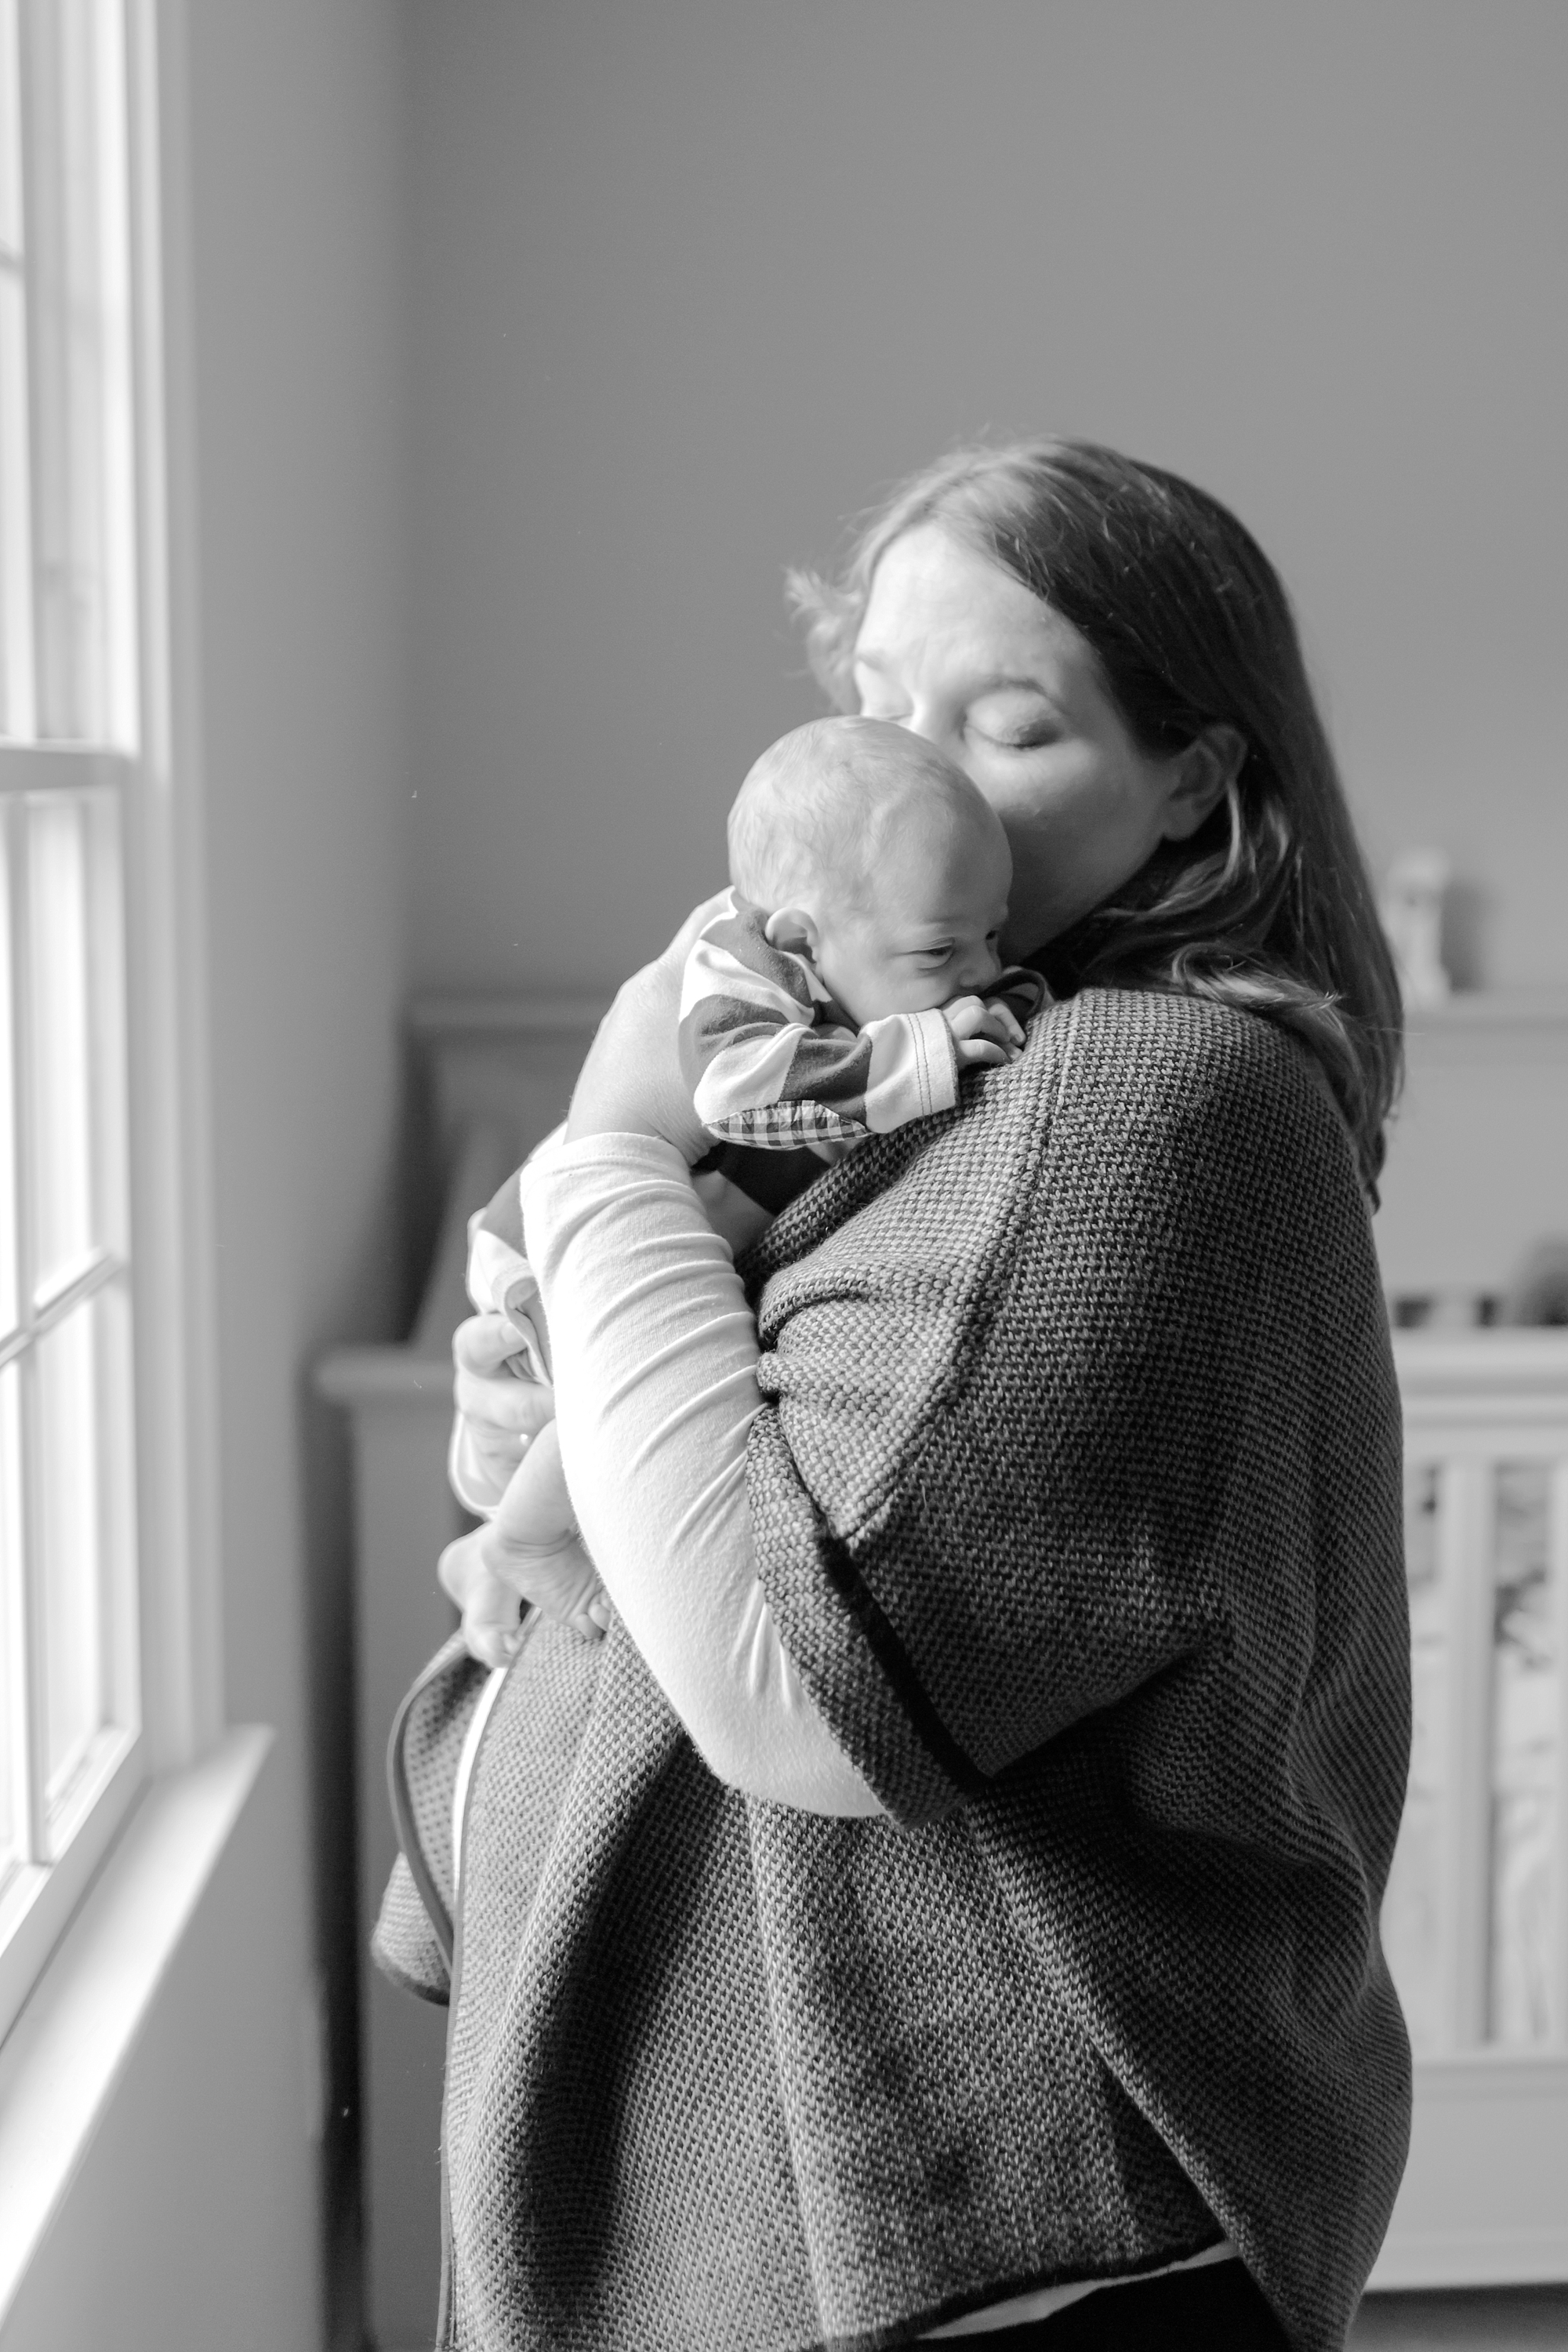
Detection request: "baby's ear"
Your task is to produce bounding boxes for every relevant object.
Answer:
[763,906,818,959]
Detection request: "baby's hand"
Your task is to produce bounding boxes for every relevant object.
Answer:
[942,993,1027,1069]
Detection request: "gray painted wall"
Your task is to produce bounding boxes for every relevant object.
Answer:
[405,0,1568,1000]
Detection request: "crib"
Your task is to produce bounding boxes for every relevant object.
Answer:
[319,993,1568,2350]
[1376,1332,1568,2286]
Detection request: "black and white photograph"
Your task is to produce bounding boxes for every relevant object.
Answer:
[0,5,1566,2350]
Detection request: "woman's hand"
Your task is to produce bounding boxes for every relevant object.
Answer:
[451,1310,556,1499]
[437,1522,608,1667]
[564,891,730,1160]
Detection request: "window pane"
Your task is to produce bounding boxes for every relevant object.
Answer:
[31,1298,114,1806]
[0,0,20,258]
[37,1298,102,1802]
[1489,1462,1559,2045]
[26,787,96,1293]
[0,256,30,741]
[1,0,34,739]
[0,804,16,1334]
[0,1358,23,1875]
[20,0,134,746]
[35,1281,133,1833]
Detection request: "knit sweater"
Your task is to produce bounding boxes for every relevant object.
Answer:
[383,985,1411,2352]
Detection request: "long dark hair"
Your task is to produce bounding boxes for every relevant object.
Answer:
[789,438,1403,1189]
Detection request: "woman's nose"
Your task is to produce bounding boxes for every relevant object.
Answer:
[900,703,956,760]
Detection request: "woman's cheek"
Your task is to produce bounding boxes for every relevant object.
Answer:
[970,749,1062,829]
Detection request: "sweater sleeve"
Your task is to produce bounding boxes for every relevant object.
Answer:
[520,1133,881,1817]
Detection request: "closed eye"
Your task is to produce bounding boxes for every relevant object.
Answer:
[969,718,1057,750]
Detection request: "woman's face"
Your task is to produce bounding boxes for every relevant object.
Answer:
[851,524,1203,954]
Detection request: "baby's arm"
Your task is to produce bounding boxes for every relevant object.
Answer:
[682,899,1040,1147]
[778,991,1036,1135]
[684,920,965,1142]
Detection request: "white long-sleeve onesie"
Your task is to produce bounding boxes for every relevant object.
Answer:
[456,1130,879,1816]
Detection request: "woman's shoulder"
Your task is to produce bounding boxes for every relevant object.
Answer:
[749,984,1346,1305]
[1036,984,1350,1167]
[1052,981,1323,1087]
[973,983,1345,1167]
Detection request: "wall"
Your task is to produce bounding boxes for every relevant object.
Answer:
[405,0,1568,1002]
[190,0,414,2336]
[13,2,413,2346]
[1,1765,318,2352]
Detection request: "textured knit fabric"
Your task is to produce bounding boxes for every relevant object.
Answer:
[374,1631,494,1996]
[416,987,1410,2352]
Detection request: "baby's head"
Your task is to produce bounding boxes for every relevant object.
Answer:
[727,717,1011,1025]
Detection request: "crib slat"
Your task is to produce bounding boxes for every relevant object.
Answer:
[1442,1457,1495,2048]
[1550,1464,1568,2047]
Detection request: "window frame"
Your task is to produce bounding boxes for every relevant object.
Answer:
[0,0,221,2048]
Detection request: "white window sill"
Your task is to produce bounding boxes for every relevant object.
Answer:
[0,1726,273,2324]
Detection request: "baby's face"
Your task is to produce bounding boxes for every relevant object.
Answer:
[811,806,1011,1025]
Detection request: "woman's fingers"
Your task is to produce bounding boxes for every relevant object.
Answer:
[439,1526,604,1660]
[452,1364,556,1443]
[481,1522,608,1641]
[466,1613,528,1671]
[453,1309,543,1385]
[452,1313,557,1440]
[437,1530,479,1608]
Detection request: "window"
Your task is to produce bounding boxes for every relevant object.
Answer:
[0,0,208,2043]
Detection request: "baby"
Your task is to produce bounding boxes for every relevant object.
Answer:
[446,716,1044,1665]
[682,715,1042,1253]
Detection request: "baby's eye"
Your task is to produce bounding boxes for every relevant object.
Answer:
[913,945,955,969]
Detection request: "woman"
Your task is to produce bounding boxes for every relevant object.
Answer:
[426,441,1411,2351]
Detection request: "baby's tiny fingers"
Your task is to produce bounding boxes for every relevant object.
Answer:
[956,1038,1008,1068]
[986,1003,1025,1046]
